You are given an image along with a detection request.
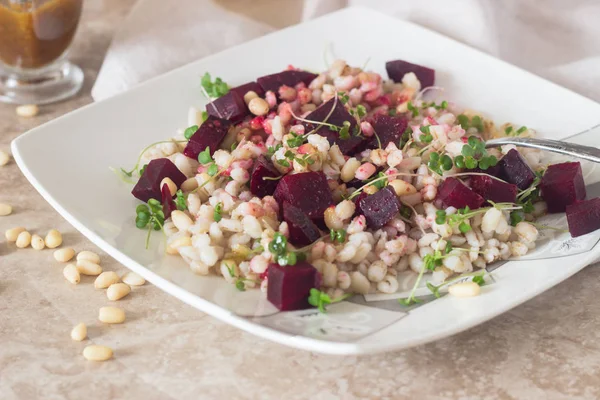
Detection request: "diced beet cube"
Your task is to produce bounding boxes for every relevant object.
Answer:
[283,202,321,247]
[250,156,281,197]
[498,149,535,190]
[161,183,177,220]
[132,158,186,202]
[540,162,586,213]
[386,59,435,88]
[300,97,365,155]
[206,91,248,122]
[354,192,368,216]
[183,115,232,160]
[274,172,333,221]
[257,70,318,97]
[437,177,485,210]
[267,262,321,311]
[367,114,408,149]
[469,175,518,204]
[359,186,400,229]
[566,198,600,237]
[230,81,265,99]
[469,163,503,179]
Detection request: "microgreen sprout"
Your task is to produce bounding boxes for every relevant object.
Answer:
[454,136,497,170]
[426,271,487,298]
[175,189,187,211]
[201,72,229,99]
[267,143,282,158]
[268,233,305,266]
[213,202,223,222]
[135,199,165,249]
[329,228,346,244]
[184,125,198,140]
[457,114,484,132]
[225,262,259,292]
[428,152,453,175]
[308,288,351,313]
[337,91,349,105]
[407,101,419,117]
[198,146,219,176]
[421,100,449,110]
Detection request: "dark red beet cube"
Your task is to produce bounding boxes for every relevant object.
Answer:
[274,172,333,221]
[437,177,485,209]
[132,158,186,202]
[230,81,265,99]
[540,162,586,213]
[283,202,321,247]
[250,156,281,197]
[566,198,600,237]
[183,115,232,160]
[354,192,368,216]
[386,59,435,88]
[257,70,318,96]
[206,91,248,122]
[367,114,408,149]
[469,175,518,204]
[161,183,177,220]
[499,149,535,190]
[300,97,365,155]
[267,262,321,311]
[359,186,400,229]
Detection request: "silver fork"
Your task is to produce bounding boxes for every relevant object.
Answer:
[485,123,600,164]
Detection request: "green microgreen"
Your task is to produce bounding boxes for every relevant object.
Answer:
[308,288,351,313]
[329,229,347,244]
[337,91,349,105]
[267,143,282,158]
[135,199,165,249]
[407,101,419,117]
[198,147,213,165]
[268,233,305,266]
[388,108,398,116]
[213,202,223,222]
[455,136,497,170]
[175,189,187,211]
[427,152,453,175]
[201,72,229,99]
[516,126,527,135]
[184,125,198,140]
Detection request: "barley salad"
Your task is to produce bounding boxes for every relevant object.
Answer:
[120,58,597,312]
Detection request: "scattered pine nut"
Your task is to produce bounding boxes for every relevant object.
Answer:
[15,231,32,248]
[107,283,131,301]
[16,104,39,118]
[63,264,80,284]
[448,282,481,298]
[0,150,9,166]
[83,345,113,361]
[54,248,75,262]
[45,229,62,248]
[0,203,12,216]
[77,250,100,264]
[98,306,125,324]
[166,236,191,255]
[160,177,177,197]
[5,227,25,242]
[71,323,87,341]
[31,234,45,250]
[121,271,145,286]
[94,271,120,289]
[76,259,102,276]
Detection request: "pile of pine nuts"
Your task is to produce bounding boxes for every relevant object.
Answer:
[5,225,146,361]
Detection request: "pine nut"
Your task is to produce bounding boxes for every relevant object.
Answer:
[121,271,145,286]
[76,259,102,276]
[248,97,269,116]
[243,90,259,105]
[98,306,125,324]
[63,264,80,284]
[54,248,75,262]
[71,323,87,341]
[171,210,193,231]
[363,185,378,195]
[83,345,113,361]
[448,281,481,298]
[166,236,192,255]
[0,203,12,216]
[31,234,45,250]
[94,271,120,289]
[16,104,39,118]
[15,231,32,248]
[160,177,177,196]
[77,250,100,264]
[181,177,198,192]
[45,229,62,248]
[5,227,25,242]
[0,150,9,166]
[107,283,131,301]
[389,179,417,196]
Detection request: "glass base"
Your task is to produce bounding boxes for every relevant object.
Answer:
[0,61,84,105]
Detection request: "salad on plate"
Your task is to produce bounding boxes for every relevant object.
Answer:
[118,57,599,312]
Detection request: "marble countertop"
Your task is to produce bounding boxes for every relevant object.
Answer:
[2,1,600,399]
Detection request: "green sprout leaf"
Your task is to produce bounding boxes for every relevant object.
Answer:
[184,125,198,140]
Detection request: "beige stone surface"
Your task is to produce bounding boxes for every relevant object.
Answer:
[2,1,600,399]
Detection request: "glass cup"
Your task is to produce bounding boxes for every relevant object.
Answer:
[0,0,84,104]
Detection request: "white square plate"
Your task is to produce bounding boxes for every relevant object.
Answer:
[12,7,600,355]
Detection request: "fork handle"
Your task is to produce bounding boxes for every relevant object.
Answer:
[485,137,600,164]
